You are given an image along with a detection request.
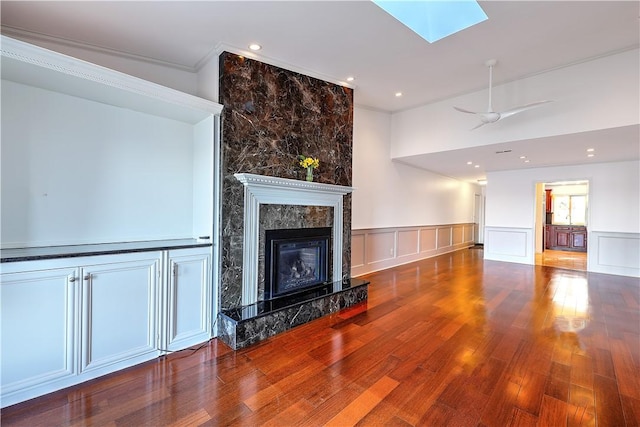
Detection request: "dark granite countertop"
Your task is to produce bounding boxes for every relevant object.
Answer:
[0,239,212,263]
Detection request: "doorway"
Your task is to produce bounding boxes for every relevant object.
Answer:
[535,180,589,272]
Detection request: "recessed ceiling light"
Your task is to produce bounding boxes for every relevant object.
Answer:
[346,76,355,82]
[524,159,530,163]
[395,92,403,97]
[588,153,595,157]
[474,164,480,168]
[467,161,473,165]
[520,156,526,159]
[248,44,262,51]
[587,148,595,152]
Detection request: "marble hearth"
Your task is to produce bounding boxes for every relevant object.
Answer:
[217,173,367,349]
[218,278,368,349]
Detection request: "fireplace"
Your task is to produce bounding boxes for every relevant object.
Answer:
[265,227,331,300]
[219,175,365,350]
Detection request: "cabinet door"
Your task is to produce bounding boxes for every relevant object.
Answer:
[555,229,571,248]
[80,256,159,374]
[572,230,588,251]
[1,267,77,400]
[164,248,211,352]
[545,226,551,249]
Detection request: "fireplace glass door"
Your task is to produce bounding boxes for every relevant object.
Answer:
[265,227,331,300]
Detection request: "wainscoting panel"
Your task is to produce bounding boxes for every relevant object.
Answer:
[589,231,640,277]
[437,227,452,249]
[453,225,464,245]
[366,231,396,265]
[420,229,437,253]
[483,227,532,264]
[464,225,474,243]
[397,229,419,258]
[351,233,366,269]
[352,224,474,277]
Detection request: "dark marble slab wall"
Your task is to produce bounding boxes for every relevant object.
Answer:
[219,52,354,310]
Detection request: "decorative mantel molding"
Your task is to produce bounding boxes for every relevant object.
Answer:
[234,173,355,305]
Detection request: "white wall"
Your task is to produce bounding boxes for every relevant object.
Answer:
[352,107,479,229]
[197,54,219,103]
[1,80,197,247]
[390,49,639,158]
[486,161,639,233]
[535,183,544,253]
[484,160,640,276]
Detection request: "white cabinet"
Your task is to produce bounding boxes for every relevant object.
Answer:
[162,247,212,352]
[1,267,77,398]
[0,247,214,407]
[79,257,160,375]
[0,251,164,407]
[0,37,220,408]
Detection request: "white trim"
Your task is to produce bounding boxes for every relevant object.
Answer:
[234,173,355,305]
[2,26,198,72]
[1,35,223,123]
[588,231,640,277]
[484,226,533,265]
[351,224,475,277]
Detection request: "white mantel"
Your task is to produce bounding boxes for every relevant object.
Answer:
[234,173,355,305]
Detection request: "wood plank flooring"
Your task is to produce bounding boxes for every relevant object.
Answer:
[3,249,639,426]
[537,249,587,271]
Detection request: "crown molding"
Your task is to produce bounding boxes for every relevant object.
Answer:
[1,26,198,72]
[212,42,356,90]
[1,35,223,122]
[2,26,359,91]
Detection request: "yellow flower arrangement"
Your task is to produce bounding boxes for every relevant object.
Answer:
[298,156,320,169]
[298,155,319,181]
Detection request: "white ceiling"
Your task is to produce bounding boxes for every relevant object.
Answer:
[1,1,639,182]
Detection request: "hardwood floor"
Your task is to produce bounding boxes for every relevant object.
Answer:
[537,249,588,271]
[3,249,639,426]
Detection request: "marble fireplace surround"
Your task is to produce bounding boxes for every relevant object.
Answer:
[234,173,355,306]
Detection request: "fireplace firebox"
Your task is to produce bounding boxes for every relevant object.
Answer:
[265,227,331,300]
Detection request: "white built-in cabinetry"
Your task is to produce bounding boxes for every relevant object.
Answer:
[163,248,212,352]
[1,35,223,247]
[0,36,222,407]
[1,247,211,407]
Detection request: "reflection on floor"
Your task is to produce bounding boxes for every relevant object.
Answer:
[536,249,587,271]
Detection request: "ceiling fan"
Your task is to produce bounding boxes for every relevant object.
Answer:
[454,59,552,130]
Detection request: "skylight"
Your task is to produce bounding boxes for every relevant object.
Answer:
[372,0,488,43]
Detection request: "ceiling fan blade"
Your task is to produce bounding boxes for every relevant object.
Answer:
[455,60,553,129]
[470,121,487,130]
[453,106,480,114]
[499,100,553,120]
